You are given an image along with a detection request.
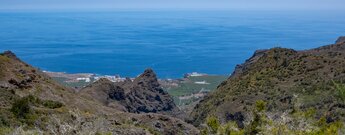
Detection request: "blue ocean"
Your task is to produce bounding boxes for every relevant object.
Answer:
[1,10,345,78]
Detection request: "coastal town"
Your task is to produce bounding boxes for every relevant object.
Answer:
[44,71,134,83]
[45,71,227,106]
[45,71,212,86]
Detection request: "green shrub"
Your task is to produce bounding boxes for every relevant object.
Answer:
[201,99,345,135]
[0,114,9,127]
[221,122,244,135]
[204,117,245,135]
[244,100,268,134]
[10,96,40,126]
[10,95,63,127]
[11,97,31,119]
[255,100,266,112]
[206,116,220,133]
[200,128,208,135]
[310,118,344,135]
[95,132,112,135]
[42,100,63,109]
[333,81,345,102]
[304,108,316,118]
[0,127,13,135]
[245,113,261,135]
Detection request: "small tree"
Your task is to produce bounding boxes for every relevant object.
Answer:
[245,100,267,134]
[206,116,220,134]
[11,97,31,119]
[333,81,345,102]
[255,100,266,112]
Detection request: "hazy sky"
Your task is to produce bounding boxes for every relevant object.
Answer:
[0,0,344,10]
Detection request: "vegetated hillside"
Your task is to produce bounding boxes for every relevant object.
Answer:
[0,51,199,134]
[0,51,74,103]
[79,69,179,116]
[191,37,345,134]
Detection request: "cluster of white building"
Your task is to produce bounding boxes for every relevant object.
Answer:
[194,81,210,85]
[94,75,133,82]
[76,77,91,82]
[184,72,207,78]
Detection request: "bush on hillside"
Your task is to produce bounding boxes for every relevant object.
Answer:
[333,81,345,102]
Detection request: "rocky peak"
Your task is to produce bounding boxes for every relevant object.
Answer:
[93,78,113,85]
[141,68,155,76]
[134,68,159,87]
[2,50,16,57]
[137,68,157,80]
[1,51,20,61]
[83,78,115,90]
[124,77,132,83]
[80,68,178,115]
[336,36,345,44]
[125,69,177,114]
[231,47,297,78]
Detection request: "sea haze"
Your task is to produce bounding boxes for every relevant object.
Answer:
[0,10,345,78]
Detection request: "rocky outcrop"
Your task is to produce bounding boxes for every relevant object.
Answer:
[123,69,178,114]
[1,50,21,61]
[81,68,179,115]
[0,51,72,103]
[336,36,345,43]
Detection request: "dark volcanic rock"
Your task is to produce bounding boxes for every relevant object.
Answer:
[2,51,18,60]
[81,68,179,115]
[108,85,126,100]
[124,69,177,114]
[225,112,245,129]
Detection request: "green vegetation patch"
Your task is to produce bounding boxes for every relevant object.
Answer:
[202,116,244,135]
[52,77,93,88]
[167,75,227,97]
[201,100,345,135]
[206,116,220,133]
[0,56,11,79]
[8,95,64,126]
[333,81,345,102]
[165,75,227,106]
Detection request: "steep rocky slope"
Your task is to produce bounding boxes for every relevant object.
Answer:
[191,37,345,132]
[80,69,179,116]
[336,36,345,43]
[0,51,199,134]
[0,51,74,103]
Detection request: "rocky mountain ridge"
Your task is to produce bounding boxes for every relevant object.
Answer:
[2,36,345,134]
[80,68,179,116]
[190,37,345,133]
[0,51,199,134]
